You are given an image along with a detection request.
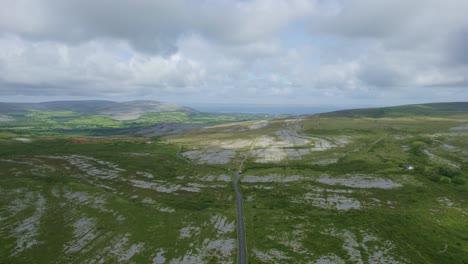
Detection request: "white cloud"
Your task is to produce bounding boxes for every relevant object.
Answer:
[0,0,467,105]
[0,0,313,52]
[0,36,207,96]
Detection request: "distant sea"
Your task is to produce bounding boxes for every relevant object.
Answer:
[185,103,344,115]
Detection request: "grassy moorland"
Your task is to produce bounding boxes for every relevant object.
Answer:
[237,116,467,263]
[0,102,467,263]
[0,136,238,263]
[0,110,270,136]
[169,107,468,263]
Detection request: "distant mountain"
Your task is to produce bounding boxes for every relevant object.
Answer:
[0,100,195,120]
[318,102,468,118]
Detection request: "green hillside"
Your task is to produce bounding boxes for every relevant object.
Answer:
[320,102,468,118]
[0,100,270,136]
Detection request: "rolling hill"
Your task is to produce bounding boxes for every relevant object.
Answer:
[0,100,194,120]
[0,100,270,136]
[319,102,468,118]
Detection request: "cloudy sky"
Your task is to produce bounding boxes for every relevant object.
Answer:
[0,0,467,106]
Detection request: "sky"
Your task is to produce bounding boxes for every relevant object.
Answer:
[0,0,467,107]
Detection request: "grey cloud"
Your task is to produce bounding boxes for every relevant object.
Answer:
[308,0,468,60]
[0,0,467,105]
[357,63,404,88]
[448,27,468,66]
[0,1,192,54]
[0,36,207,97]
[307,0,468,90]
[0,81,95,97]
[310,0,468,42]
[310,0,419,38]
[0,0,312,54]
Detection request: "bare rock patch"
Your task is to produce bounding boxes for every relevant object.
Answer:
[317,175,402,189]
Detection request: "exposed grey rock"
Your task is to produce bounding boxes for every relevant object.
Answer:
[317,175,402,189]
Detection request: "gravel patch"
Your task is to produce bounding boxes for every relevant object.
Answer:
[65,217,97,254]
[276,128,311,147]
[249,120,348,162]
[309,137,334,151]
[170,238,235,264]
[254,135,282,148]
[131,179,204,193]
[437,197,454,207]
[251,147,288,163]
[317,175,402,189]
[312,158,339,165]
[179,183,205,193]
[0,159,34,166]
[199,174,231,182]
[109,233,144,262]
[7,191,35,215]
[183,148,235,164]
[42,155,124,180]
[241,174,306,183]
[136,171,154,179]
[286,148,312,158]
[270,227,309,255]
[306,186,354,193]
[172,216,236,263]
[170,254,203,264]
[159,207,176,213]
[64,191,91,204]
[314,254,346,264]
[203,238,235,259]
[89,233,144,263]
[328,229,363,264]
[141,198,156,204]
[300,192,362,210]
[130,179,181,193]
[152,249,167,264]
[323,228,404,264]
[245,185,274,190]
[11,193,46,255]
[63,191,115,216]
[253,249,290,262]
[179,226,201,239]
[211,214,235,234]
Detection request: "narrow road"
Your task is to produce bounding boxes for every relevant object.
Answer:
[234,171,247,264]
[234,137,256,264]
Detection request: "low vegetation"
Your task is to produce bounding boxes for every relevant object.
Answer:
[0,102,467,263]
[0,107,270,136]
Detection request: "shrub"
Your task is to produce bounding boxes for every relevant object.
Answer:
[452,177,466,185]
[428,175,440,182]
[438,167,460,178]
[440,177,451,184]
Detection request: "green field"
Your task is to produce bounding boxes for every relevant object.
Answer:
[0,109,270,136]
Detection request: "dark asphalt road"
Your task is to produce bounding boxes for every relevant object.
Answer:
[234,172,247,264]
